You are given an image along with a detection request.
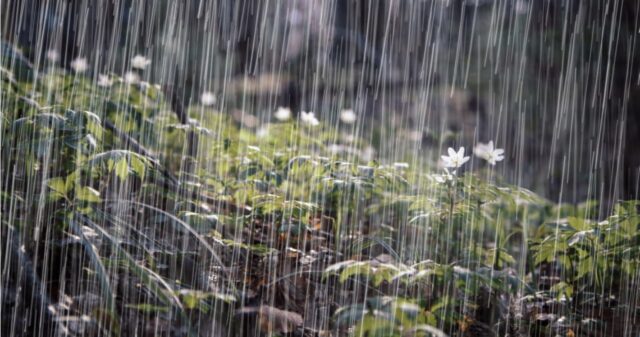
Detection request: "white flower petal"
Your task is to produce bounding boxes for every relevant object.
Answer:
[70,57,89,73]
[274,107,292,121]
[300,111,319,126]
[124,71,139,84]
[131,55,151,69]
[448,147,457,157]
[200,91,216,106]
[441,147,470,168]
[340,109,357,124]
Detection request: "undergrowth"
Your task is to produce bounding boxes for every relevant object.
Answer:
[1,47,639,337]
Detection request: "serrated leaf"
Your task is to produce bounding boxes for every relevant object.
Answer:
[129,156,146,178]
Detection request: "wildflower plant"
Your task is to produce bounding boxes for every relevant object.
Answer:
[441,147,470,168]
[474,141,505,165]
[0,45,638,337]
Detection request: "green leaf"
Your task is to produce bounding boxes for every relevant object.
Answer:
[340,262,373,283]
[333,304,367,328]
[47,177,68,200]
[177,290,236,311]
[65,171,77,192]
[115,158,129,180]
[567,230,594,246]
[576,257,593,280]
[129,156,146,178]
[324,260,357,277]
[75,186,102,203]
[373,264,402,286]
[181,291,199,310]
[550,281,573,299]
[567,217,589,231]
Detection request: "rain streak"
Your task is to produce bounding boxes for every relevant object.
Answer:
[1,1,640,336]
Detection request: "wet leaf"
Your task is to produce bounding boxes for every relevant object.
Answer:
[75,186,101,203]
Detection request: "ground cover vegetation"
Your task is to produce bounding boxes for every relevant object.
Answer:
[2,47,640,337]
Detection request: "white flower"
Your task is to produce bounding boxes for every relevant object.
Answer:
[473,142,491,158]
[300,111,319,126]
[441,147,470,168]
[97,74,113,87]
[46,50,59,63]
[123,71,139,84]
[200,91,216,106]
[340,109,356,124]
[274,107,292,121]
[70,57,89,73]
[131,55,151,70]
[473,141,504,165]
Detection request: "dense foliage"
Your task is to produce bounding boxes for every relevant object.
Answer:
[2,47,639,336]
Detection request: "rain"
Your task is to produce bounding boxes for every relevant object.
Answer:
[1,0,639,336]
